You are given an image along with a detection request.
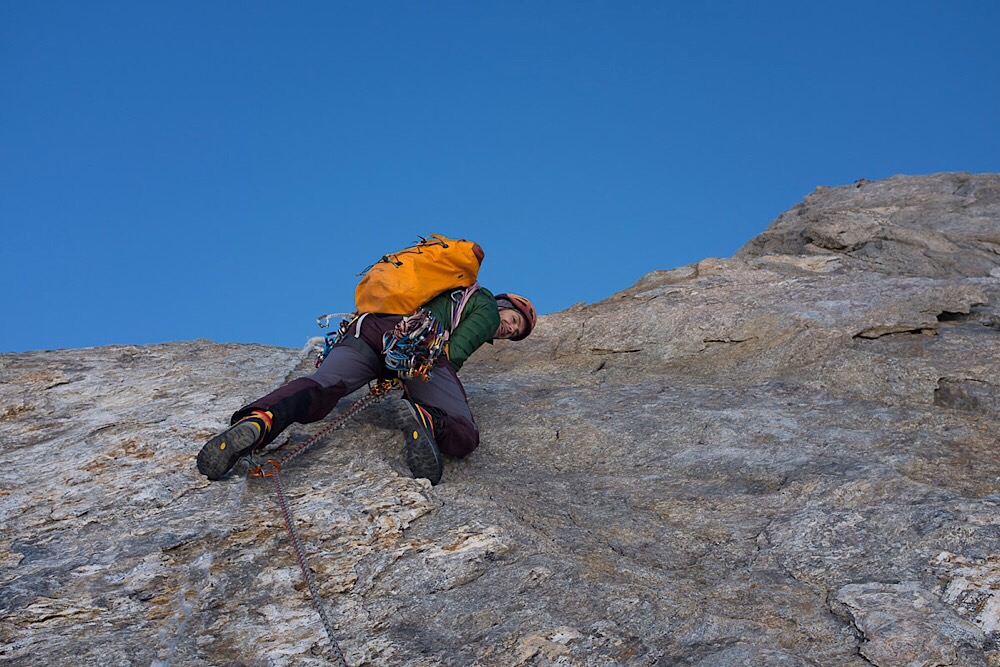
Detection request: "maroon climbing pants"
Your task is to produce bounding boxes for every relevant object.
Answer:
[232,314,479,457]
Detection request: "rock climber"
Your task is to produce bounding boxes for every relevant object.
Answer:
[196,290,536,485]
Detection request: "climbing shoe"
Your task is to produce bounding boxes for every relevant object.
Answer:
[197,410,273,480]
[403,400,443,485]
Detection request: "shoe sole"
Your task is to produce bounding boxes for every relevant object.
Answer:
[197,421,262,480]
[403,404,443,485]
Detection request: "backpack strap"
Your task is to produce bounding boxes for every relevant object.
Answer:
[449,282,481,332]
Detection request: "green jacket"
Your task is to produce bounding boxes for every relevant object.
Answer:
[423,287,500,372]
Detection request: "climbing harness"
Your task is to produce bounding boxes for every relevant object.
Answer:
[381,310,446,382]
[247,378,399,666]
[316,281,476,374]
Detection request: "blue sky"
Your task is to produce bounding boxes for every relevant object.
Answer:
[2,1,998,353]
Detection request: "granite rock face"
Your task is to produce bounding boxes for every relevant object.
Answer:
[736,172,1000,279]
[2,173,999,667]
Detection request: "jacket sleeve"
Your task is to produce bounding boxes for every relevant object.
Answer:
[446,290,500,372]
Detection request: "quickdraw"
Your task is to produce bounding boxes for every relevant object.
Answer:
[315,313,355,368]
[246,378,399,666]
[382,310,446,382]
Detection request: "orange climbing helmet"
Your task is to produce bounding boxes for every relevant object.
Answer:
[495,293,537,341]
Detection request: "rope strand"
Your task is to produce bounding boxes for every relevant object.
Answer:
[247,379,398,665]
[270,470,347,666]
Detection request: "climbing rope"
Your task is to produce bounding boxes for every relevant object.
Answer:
[247,378,399,665]
[252,303,446,660]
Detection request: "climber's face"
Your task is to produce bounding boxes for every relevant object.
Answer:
[495,308,527,340]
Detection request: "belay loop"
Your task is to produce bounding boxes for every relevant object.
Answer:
[382,310,446,382]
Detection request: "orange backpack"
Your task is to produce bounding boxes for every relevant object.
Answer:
[354,235,484,315]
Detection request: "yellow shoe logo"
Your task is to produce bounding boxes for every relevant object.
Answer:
[412,431,419,440]
[220,441,227,450]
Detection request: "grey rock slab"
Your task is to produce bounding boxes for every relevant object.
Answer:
[2,173,999,666]
[835,581,989,666]
[736,172,1000,279]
